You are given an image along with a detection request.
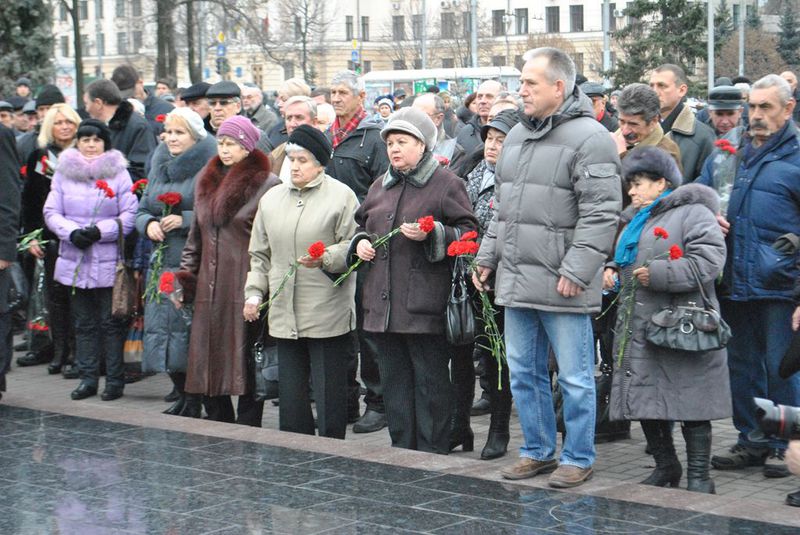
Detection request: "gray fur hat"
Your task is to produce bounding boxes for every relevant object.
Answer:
[380,107,437,151]
[622,146,683,188]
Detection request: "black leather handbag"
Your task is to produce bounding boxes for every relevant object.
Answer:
[445,255,476,346]
[645,260,731,353]
[252,322,279,401]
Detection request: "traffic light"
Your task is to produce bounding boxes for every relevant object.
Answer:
[215,57,230,75]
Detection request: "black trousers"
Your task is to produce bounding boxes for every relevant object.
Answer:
[347,271,384,414]
[204,393,264,427]
[71,287,126,388]
[0,309,11,392]
[373,332,453,454]
[44,240,74,361]
[277,333,351,439]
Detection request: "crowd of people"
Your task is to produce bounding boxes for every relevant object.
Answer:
[1,48,800,506]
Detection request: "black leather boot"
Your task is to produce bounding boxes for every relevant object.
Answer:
[179,393,202,418]
[449,345,474,452]
[682,421,715,494]
[640,420,682,487]
[163,373,186,415]
[480,360,512,460]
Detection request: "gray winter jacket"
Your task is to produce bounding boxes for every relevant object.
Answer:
[609,184,731,421]
[476,89,622,313]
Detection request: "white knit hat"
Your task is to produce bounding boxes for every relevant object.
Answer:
[380,107,437,151]
[167,107,207,139]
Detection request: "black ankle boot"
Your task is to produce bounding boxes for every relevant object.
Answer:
[640,420,682,488]
[481,411,510,460]
[163,394,186,415]
[179,394,202,418]
[682,421,715,494]
[449,423,474,452]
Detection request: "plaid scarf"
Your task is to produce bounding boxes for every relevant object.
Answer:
[331,108,367,149]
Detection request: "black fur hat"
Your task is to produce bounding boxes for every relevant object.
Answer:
[622,146,683,188]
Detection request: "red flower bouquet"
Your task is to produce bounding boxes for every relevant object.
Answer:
[131,178,148,196]
[145,192,184,303]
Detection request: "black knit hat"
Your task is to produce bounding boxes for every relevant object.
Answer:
[481,109,520,141]
[287,124,332,166]
[35,84,65,107]
[76,118,112,151]
[622,146,682,188]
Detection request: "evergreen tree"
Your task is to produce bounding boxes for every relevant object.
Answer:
[715,0,735,49]
[746,4,762,29]
[0,0,54,98]
[609,0,707,88]
[778,3,800,67]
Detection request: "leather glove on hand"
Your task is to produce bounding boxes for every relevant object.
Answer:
[70,226,102,250]
[772,233,800,255]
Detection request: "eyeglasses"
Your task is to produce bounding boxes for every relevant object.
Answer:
[209,98,236,107]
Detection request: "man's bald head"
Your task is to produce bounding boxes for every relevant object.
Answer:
[412,93,445,128]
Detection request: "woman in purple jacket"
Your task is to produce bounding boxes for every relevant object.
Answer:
[44,119,138,401]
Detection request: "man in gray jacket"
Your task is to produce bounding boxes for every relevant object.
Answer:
[474,47,621,488]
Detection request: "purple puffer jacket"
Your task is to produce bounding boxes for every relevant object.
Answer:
[44,148,138,289]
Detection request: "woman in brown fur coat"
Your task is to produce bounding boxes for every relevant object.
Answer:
[176,116,280,425]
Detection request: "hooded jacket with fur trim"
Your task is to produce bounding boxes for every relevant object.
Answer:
[43,148,137,289]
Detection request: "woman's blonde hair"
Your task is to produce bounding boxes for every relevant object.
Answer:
[164,113,193,138]
[38,103,82,149]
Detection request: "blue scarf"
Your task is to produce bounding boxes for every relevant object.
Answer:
[613,190,672,268]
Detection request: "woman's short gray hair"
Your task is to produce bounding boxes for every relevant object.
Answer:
[330,70,364,95]
[752,74,793,106]
[285,142,321,167]
[617,83,661,123]
[522,47,576,95]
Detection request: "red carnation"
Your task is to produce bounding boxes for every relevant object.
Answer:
[669,244,684,260]
[159,271,176,294]
[104,188,115,199]
[20,165,27,178]
[723,146,737,155]
[714,139,731,148]
[653,227,669,240]
[461,231,478,242]
[434,154,450,167]
[157,192,182,207]
[307,241,326,259]
[155,114,167,123]
[417,215,435,233]
[131,178,148,194]
[461,241,479,255]
[96,179,109,191]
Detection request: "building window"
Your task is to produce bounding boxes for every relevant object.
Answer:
[283,61,295,79]
[132,30,142,52]
[516,8,528,34]
[345,16,353,41]
[442,57,454,68]
[393,59,407,70]
[81,35,90,55]
[132,0,142,17]
[79,1,88,20]
[441,12,455,38]
[412,14,423,39]
[97,33,105,56]
[393,15,405,41]
[514,54,524,69]
[492,55,505,67]
[462,11,471,38]
[545,6,560,33]
[363,60,372,73]
[492,10,505,37]
[574,52,584,74]
[570,5,584,32]
[116,0,125,17]
[609,3,617,31]
[413,58,422,69]
[60,36,69,57]
[59,2,68,21]
[117,32,127,54]
[96,0,104,19]
[294,16,302,39]
[361,16,369,41]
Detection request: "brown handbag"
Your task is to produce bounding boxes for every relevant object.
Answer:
[111,218,136,319]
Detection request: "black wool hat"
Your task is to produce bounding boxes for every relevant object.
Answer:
[182,82,211,102]
[206,81,241,99]
[35,84,65,107]
[76,118,112,151]
[622,146,682,188]
[481,109,520,141]
[287,124,332,166]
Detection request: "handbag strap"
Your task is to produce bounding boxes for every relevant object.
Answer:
[686,258,715,311]
[115,218,125,262]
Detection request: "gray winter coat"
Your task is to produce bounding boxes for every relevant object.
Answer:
[476,89,622,313]
[609,184,731,421]
[136,135,217,373]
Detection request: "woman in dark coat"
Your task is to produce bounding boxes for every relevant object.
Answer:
[351,107,477,453]
[19,103,82,375]
[177,116,280,425]
[136,108,217,415]
[604,146,730,494]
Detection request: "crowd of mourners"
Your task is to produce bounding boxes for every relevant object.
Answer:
[2,47,800,507]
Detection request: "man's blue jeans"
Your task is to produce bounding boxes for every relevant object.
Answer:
[505,307,596,468]
[721,299,800,449]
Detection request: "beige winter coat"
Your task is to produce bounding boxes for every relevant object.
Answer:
[245,171,359,339]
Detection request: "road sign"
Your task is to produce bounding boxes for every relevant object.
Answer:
[352,39,358,49]
[235,66,243,78]
[217,44,226,57]
[351,50,359,63]
[218,31,225,43]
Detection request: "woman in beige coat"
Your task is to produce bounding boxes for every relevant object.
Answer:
[244,125,359,439]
